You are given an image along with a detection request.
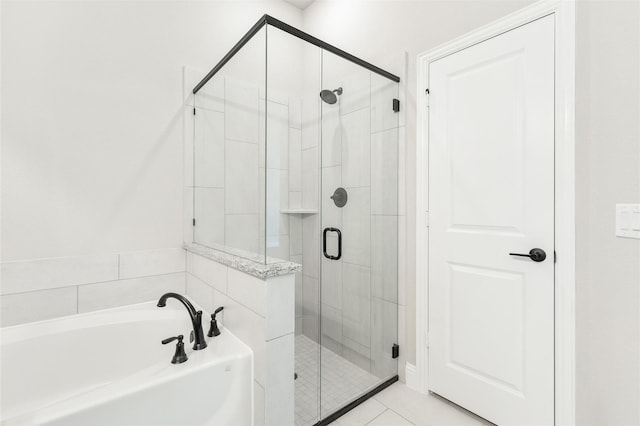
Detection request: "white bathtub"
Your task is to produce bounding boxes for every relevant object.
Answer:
[0,301,253,426]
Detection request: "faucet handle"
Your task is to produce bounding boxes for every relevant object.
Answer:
[161,335,188,364]
[161,335,183,345]
[211,306,224,320]
[208,306,224,337]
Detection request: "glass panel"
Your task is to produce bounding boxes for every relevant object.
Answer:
[265,25,323,426]
[193,27,267,263]
[319,50,399,420]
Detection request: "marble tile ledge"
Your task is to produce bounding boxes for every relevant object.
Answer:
[184,243,301,280]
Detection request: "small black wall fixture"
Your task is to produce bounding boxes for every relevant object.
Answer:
[193,14,400,94]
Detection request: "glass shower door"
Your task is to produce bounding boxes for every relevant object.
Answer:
[319,50,400,420]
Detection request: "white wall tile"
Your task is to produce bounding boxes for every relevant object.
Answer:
[1,287,77,327]
[266,169,289,239]
[265,333,295,426]
[267,235,290,262]
[185,272,214,314]
[321,256,342,309]
[213,289,267,387]
[342,187,371,267]
[371,215,398,304]
[225,214,260,254]
[321,303,343,344]
[295,317,303,336]
[225,78,259,144]
[1,254,119,295]
[321,165,342,228]
[302,274,319,332]
[288,128,302,192]
[371,128,399,215]
[302,215,319,278]
[302,147,318,210]
[342,262,371,348]
[194,187,225,247]
[186,251,227,293]
[341,108,370,188]
[260,88,288,106]
[301,93,319,150]
[194,109,225,188]
[303,313,319,343]
[266,274,295,340]
[289,215,303,256]
[225,140,259,214]
[289,98,302,130]
[291,255,303,319]
[321,106,342,167]
[289,191,302,210]
[266,101,289,170]
[119,248,185,280]
[340,69,371,115]
[342,337,371,372]
[77,272,185,313]
[302,270,320,342]
[227,268,266,317]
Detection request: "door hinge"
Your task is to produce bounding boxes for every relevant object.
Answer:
[193,107,196,115]
[393,98,400,113]
[392,343,400,359]
[192,218,196,226]
[554,250,557,263]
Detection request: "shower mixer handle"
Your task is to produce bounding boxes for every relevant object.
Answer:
[323,227,342,260]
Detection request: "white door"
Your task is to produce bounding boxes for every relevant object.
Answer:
[428,16,555,426]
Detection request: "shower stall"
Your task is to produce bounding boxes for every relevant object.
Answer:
[191,15,400,426]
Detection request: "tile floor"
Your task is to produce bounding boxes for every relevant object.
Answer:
[295,334,488,426]
[295,335,381,426]
[328,382,491,426]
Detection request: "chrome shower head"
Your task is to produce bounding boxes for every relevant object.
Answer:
[319,87,343,104]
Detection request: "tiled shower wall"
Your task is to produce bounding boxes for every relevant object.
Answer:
[190,74,302,264]
[0,248,186,327]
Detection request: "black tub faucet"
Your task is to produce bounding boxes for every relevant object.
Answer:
[157,293,207,350]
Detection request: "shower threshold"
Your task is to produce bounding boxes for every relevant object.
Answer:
[294,335,399,426]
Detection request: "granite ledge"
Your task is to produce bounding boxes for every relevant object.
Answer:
[184,243,301,280]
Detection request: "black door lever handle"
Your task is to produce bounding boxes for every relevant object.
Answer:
[509,248,546,262]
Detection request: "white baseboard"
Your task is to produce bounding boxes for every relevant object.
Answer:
[404,363,421,392]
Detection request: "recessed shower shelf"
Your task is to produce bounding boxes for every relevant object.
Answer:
[281,209,318,215]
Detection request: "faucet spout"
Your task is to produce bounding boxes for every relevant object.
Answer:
[157,292,207,350]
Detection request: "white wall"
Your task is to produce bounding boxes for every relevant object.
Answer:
[302,0,533,367]
[1,0,302,262]
[575,1,640,424]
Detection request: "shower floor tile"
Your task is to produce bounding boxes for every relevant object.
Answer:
[295,335,380,426]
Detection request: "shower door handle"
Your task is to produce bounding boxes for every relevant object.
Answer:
[323,227,342,260]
